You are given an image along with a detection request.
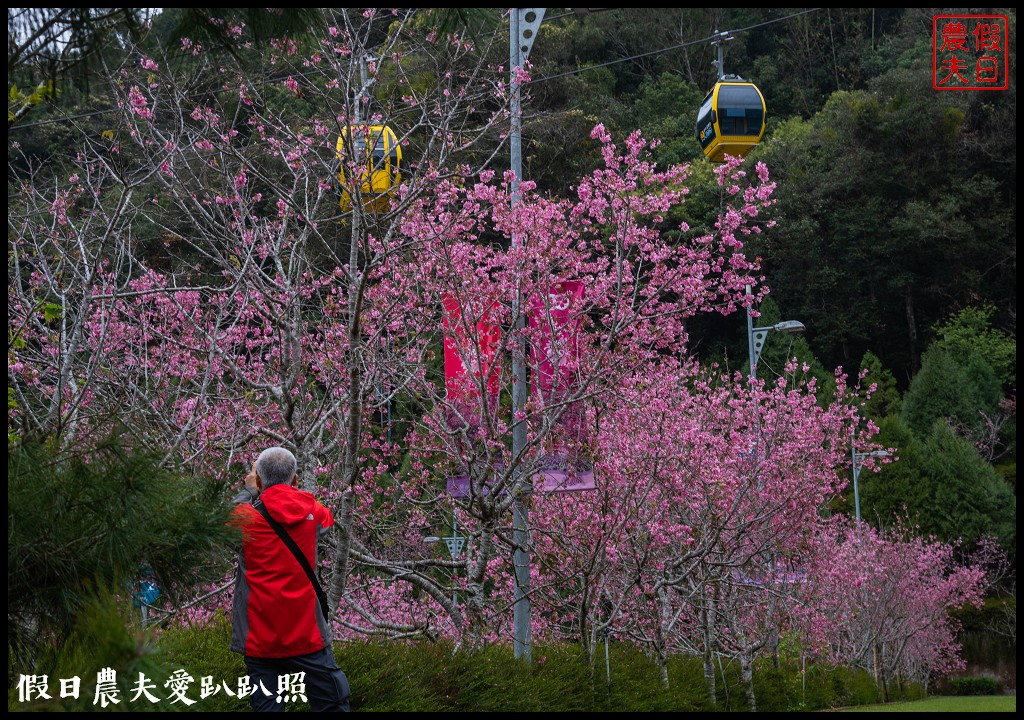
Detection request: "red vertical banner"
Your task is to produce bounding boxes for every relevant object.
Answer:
[529,279,585,402]
[442,293,501,405]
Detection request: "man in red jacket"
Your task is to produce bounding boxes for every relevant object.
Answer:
[230,446,350,712]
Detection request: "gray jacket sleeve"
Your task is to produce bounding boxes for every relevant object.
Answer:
[232,487,259,505]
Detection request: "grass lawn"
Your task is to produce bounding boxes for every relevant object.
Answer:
[838,695,1015,712]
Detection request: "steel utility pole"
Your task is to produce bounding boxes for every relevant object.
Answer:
[509,7,545,664]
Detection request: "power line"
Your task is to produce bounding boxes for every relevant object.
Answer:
[531,8,821,85]
[10,9,822,131]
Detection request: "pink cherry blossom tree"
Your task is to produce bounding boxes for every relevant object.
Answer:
[795,518,986,696]
[544,360,861,707]
[9,9,520,634]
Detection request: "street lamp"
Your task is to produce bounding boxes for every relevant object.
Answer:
[851,448,889,522]
[743,284,803,671]
[745,284,805,379]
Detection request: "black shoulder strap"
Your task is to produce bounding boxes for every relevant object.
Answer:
[252,499,330,619]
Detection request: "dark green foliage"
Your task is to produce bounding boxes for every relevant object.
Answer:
[944,676,1001,696]
[929,307,1017,469]
[901,345,1002,439]
[805,664,877,710]
[934,306,1016,392]
[751,50,1016,387]
[340,636,600,712]
[150,613,250,712]
[921,422,1016,552]
[740,658,921,712]
[820,665,887,708]
[955,595,1017,632]
[18,603,927,712]
[8,436,238,674]
[634,72,706,166]
[599,646,703,711]
[862,416,1016,554]
[858,351,902,421]
[155,9,327,57]
[752,661,805,711]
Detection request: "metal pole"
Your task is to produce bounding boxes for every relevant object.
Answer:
[716,33,725,81]
[452,514,459,607]
[852,444,862,523]
[510,8,531,663]
[604,629,611,687]
[851,447,888,524]
[746,284,757,380]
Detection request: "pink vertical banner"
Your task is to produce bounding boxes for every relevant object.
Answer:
[529,280,584,401]
[528,280,596,493]
[442,293,501,404]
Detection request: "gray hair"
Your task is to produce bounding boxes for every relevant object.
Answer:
[255,447,298,487]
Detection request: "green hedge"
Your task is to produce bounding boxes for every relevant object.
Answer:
[154,617,708,713]
[11,613,928,712]
[148,616,928,712]
[944,676,1001,696]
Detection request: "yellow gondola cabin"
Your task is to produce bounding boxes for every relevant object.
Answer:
[694,79,766,163]
[335,124,402,213]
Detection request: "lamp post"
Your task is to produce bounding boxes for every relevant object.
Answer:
[850,445,888,686]
[745,284,805,380]
[851,448,889,522]
[743,284,804,668]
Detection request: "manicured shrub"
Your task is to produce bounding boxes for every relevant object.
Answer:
[152,621,929,712]
[945,676,1001,696]
[753,660,805,712]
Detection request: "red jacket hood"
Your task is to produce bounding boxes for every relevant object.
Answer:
[260,483,320,526]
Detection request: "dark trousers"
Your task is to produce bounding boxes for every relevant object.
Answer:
[244,647,350,712]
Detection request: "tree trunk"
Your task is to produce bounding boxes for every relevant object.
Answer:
[740,651,757,712]
[658,649,670,690]
[703,600,718,705]
[904,290,919,375]
[328,212,366,615]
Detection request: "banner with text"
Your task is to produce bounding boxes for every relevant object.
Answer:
[529,280,595,493]
[529,279,585,402]
[442,293,501,406]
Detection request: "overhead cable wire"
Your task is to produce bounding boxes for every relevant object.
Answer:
[532,7,821,84]
[11,8,822,130]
